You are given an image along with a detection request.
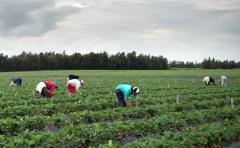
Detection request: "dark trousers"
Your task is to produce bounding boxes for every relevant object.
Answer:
[115,89,126,107]
[41,87,50,98]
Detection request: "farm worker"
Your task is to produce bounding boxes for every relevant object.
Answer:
[115,84,140,107]
[220,75,227,86]
[10,77,22,86]
[66,79,85,96]
[36,80,58,98]
[202,76,215,86]
[67,74,79,81]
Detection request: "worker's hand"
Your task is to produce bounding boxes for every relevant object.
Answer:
[125,100,131,108]
[134,101,139,108]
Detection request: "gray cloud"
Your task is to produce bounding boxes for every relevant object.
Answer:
[0,0,79,36]
[0,0,239,61]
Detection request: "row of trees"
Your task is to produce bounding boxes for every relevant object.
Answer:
[169,57,240,69]
[0,52,239,71]
[0,51,168,71]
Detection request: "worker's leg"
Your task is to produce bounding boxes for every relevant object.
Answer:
[204,81,208,86]
[115,89,126,107]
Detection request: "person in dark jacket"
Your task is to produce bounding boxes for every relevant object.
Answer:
[10,78,22,86]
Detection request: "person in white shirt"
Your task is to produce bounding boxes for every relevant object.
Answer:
[66,79,85,96]
[202,76,215,86]
[220,75,227,86]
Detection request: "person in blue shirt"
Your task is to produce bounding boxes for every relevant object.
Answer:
[115,84,140,107]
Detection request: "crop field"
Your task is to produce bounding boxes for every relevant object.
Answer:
[0,69,240,147]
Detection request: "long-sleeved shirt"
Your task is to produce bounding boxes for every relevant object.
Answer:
[44,80,55,97]
[116,84,137,100]
[66,79,81,92]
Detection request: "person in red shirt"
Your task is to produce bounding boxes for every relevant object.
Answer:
[36,80,58,98]
[44,80,57,97]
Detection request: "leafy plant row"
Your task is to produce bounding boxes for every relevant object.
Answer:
[0,93,237,119]
[123,119,240,148]
[1,87,239,109]
[1,98,237,135]
[0,106,239,147]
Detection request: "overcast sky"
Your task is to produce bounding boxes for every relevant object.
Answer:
[0,0,239,62]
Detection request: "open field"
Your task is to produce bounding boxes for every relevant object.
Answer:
[0,69,240,147]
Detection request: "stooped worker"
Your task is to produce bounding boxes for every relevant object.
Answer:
[10,77,22,86]
[36,80,58,98]
[115,84,140,107]
[202,76,215,86]
[67,74,79,81]
[220,75,227,86]
[66,79,85,96]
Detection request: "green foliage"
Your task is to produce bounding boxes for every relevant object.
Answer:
[0,70,240,147]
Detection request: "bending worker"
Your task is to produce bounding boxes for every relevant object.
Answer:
[115,84,140,107]
[36,80,58,98]
[220,75,227,87]
[66,79,85,96]
[203,76,215,86]
[10,77,22,86]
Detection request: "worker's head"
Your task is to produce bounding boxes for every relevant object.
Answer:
[80,80,85,86]
[53,82,59,89]
[133,87,140,96]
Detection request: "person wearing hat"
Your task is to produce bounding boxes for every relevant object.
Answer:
[66,79,85,96]
[115,84,140,107]
[10,77,22,86]
[67,74,79,81]
[36,80,58,98]
[202,76,215,86]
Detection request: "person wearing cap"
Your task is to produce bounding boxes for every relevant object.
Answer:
[202,76,215,86]
[36,80,58,98]
[10,77,22,86]
[115,84,140,107]
[67,74,79,81]
[66,79,85,96]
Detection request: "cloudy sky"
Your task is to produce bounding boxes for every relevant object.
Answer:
[0,0,239,62]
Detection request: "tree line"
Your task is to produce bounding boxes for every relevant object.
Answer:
[169,57,240,69]
[0,51,168,71]
[0,51,239,71]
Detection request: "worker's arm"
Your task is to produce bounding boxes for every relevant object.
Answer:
[125,100,131,107]
[134,100,139,107]
[124,93,131,107]
[133,95,139,107]
[76,81,81,92]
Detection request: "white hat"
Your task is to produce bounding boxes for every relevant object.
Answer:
[80,80,85,85]
[133,87,140,94]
